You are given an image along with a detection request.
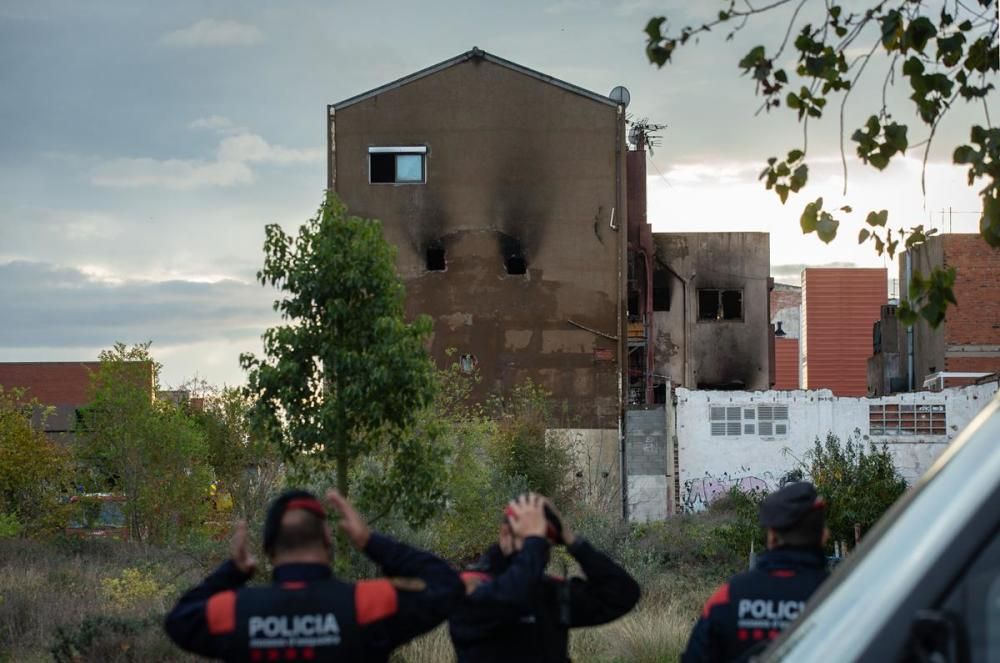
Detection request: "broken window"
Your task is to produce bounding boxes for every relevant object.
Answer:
[368,146,426,184]
[698,289,743,321]
[869,403,946,436]
[652,268,670,311]
[426,246,446,271]
[500,235,527,275]
[459,354,478,374]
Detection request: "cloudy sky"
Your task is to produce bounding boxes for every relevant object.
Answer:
[1,0,992,386]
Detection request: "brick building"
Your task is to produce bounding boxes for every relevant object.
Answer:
[0,361,152,439]
[770,283,801,389]
[869,234,1000,393]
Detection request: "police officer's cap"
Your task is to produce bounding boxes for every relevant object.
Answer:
[759,481,826,530]
[262,489,327,554]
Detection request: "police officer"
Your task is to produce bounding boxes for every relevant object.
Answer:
[681,481,830,662]
[165,488,463,661]
[449,493,641,662]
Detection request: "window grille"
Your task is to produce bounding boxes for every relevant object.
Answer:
[869,403,946,436]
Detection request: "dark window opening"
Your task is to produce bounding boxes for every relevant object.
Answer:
[505,255,527,275]
[698,290,719,320]
[426,246,446,271]
[698,289,743,321]
[652,269,670,311]
[721,290,742,320]
[370,153,395,183]
[627,290,640,315]
[653,383,667,404]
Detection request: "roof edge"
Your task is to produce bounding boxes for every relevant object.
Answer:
[332,47,619,111]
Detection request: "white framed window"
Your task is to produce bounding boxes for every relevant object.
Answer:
[368,146,426,184]
[710,404,789,438]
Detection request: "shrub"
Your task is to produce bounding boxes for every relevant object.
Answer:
[0,386,73,537]
[808,431,908,545]
[0,512,21,539]
[100,567,175,611]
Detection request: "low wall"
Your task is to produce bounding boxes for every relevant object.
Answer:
[676,382,998,512]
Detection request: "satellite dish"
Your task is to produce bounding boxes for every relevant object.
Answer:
[609,85,631,108]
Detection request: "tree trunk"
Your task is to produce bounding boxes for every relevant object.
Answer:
[334,437,351,572]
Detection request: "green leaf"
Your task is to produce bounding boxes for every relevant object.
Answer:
[858,228,870,243]
[739,45,766,70]
[787,149,804,162]
[800,197,823,234]
[866,209,888,227]
[840,205,853,213]
[816,212,839,243]
[902,16,936,53]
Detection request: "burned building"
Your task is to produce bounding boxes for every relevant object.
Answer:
[870,234,1000,394]
[649,232,772,392]
[327,48,627,428]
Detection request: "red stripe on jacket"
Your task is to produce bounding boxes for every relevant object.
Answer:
[355,579,399,625]
[206,590,237,634]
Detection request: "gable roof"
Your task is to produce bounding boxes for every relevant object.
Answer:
[332,47,619,111]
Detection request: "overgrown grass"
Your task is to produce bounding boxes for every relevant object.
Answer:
[1,502,746,662]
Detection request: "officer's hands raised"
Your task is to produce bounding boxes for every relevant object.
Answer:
[327,489,372,550]
[506,493,548,539]
[230,520,257,576]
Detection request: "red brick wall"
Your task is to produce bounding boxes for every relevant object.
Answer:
[943,234,1000,348]
[770,284,802,320]
[774,337,800,389]
[0,362,100,405]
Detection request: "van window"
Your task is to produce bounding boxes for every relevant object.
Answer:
[937,530,1000,661]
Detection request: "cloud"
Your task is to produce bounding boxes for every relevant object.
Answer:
[188,115,235,131]
[160,19,263,48]
[0,260,274,350]
[91,157,253,190]
[89,126,322,190]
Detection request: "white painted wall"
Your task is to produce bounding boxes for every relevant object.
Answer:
[676,383,999,512]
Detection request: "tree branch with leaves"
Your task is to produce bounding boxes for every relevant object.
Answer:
[645,0,998,326]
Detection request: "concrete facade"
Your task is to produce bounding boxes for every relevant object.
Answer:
[329,49,626,429]
[674,382,999,512]
[651,232,771,390]
[625,406,669,521]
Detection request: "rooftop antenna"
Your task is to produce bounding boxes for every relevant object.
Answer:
[627,116,667,154]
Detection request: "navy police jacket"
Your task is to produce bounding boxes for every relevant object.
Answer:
[449,536,640,663]
[164,533,462,662]
[681,547,828,663]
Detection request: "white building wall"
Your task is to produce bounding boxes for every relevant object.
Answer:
[676,383,998,512]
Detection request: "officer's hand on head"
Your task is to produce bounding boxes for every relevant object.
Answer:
[326,489,371,550]
[543,499,576,546]
[507,493,548,539]
[230,520,257,576]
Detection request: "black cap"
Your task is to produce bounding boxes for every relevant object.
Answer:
[759,482,826,530]
[262,489,326,554]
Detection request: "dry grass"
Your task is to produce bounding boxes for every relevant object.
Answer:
[1,531,722,662]
[0,537,211,662]
[392,573,717,663]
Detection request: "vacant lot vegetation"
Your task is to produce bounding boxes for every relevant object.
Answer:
[0,499,755,663]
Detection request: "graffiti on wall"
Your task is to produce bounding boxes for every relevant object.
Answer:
[682,468,782,512]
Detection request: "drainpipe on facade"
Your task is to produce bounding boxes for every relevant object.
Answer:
[615,103,628,521]
[905,252,914,391]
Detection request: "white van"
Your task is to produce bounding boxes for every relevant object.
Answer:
[762,392,1000,662]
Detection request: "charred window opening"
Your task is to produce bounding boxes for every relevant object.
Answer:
[426,246,446,271]
[368,147,426,184]
[627,290,640,316]
[652,268,670,311]
[698,289,743,321]
[500,234,527,275]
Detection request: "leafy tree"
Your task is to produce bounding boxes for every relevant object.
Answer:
[187,384,284,526]
[806,431,907,545]
[0,386,73,536]
[240,194,441,531]
[76,342,214,543]
[486,380,574,503]
[645,0,998,325]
